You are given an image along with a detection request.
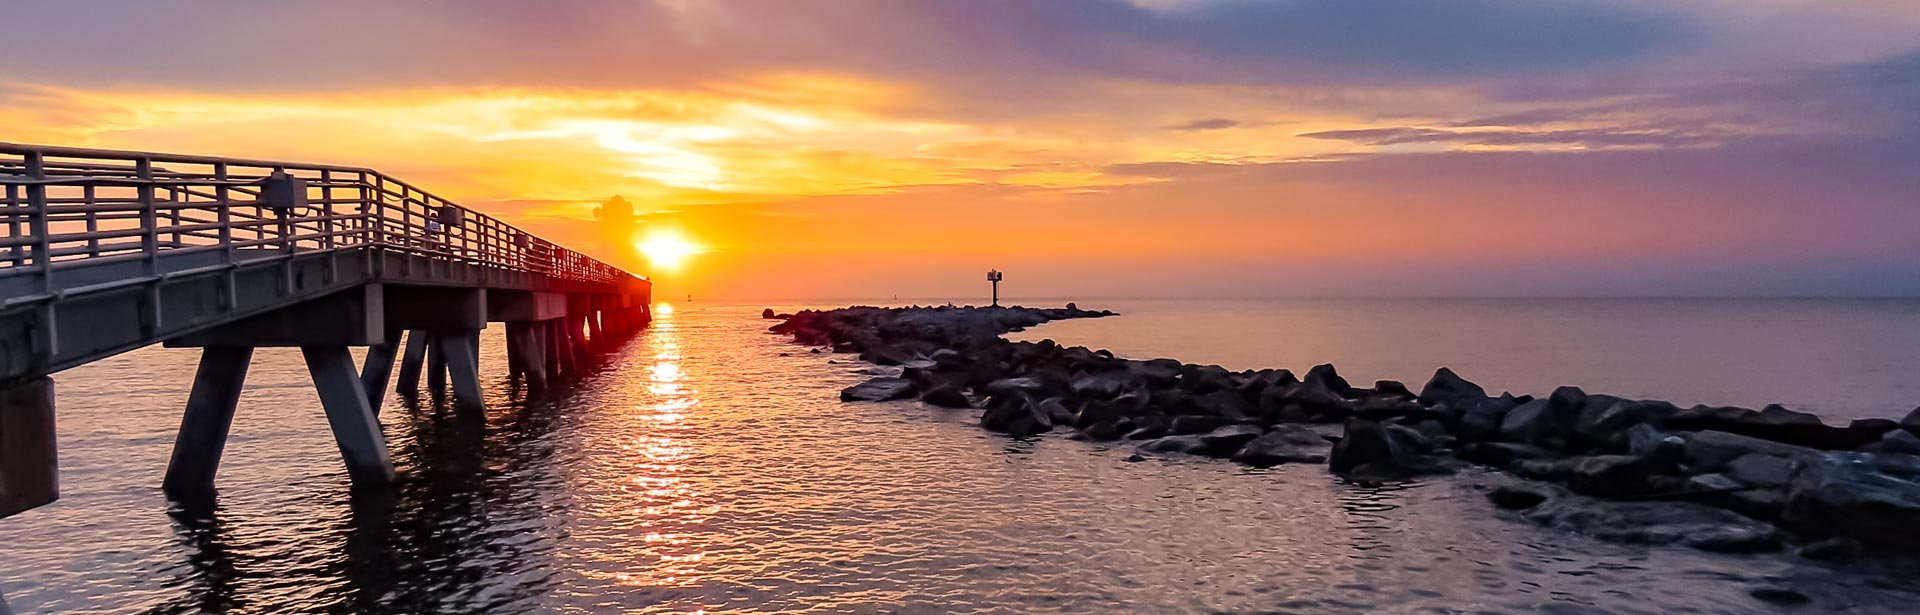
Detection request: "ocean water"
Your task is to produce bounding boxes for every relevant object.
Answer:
[1007,298,1920,421]
[0,299,1917,614]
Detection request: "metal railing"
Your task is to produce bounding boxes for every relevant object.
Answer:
[0,142,641,299]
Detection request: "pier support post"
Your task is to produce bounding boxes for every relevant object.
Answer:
[437,334,485,413]
[162,348,252,497]
[1,376,58,519]
[301,346,394,485]
[544,320,568,380]
[506,322,547,390]
[395,329,427,395]
[360,331,399,415]
[426,334,447,395]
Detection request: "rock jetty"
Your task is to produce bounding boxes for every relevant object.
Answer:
[772,305,1920,559]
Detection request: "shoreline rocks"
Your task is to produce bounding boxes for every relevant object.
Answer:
[775,304,1920,560]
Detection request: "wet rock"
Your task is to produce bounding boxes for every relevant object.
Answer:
[1073,421,1124,442]
[1520,497,1783,553]
[1166,415,1231,435]
[1564,455,1656,498]
[1232,425,1331,467]
[1782,451,1920,554]
[1139,434,1209,455]
[840,377,918,402]
[1725,454,1796,489]
[1355,396,1428,421]
[1488,484,1552,510]
[1748,587,1812,606]
[1666,405,1758,432]
[919,384,972,408]
[1626,423,1684,457]
[1123,414,1171,440]
[1682,430,1820,474]
[981,395,1053,437]
[1903,407,1920,430]
[1189,389,1256,420]
[1418,367,1486,408]
[761,308,778,319]
[983,377,1048,399]
[1069,373,1131,400]
[1330,419,1447,477]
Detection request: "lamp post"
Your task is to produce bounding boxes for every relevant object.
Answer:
[986,269,1003,307]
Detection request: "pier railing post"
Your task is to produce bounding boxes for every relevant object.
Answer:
[163,348,252,497]
[301,346,395,485]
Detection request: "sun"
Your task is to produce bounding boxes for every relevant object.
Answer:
[637,231,703,271]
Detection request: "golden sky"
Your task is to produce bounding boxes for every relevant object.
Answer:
[6,0,1919,299]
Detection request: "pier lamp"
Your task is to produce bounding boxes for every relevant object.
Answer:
[987,269,1003,307]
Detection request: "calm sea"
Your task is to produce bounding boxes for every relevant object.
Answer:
[1,299,1917,614]
[1007,298,1920,421]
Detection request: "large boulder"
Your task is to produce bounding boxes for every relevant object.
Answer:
[1231,425,1330,467]
[919,384,973,409]
[1903,407,1920,430]
[1456,395,1521,443]
[1329,419,1444,476]
[980,395,1053,437]
[1563,455,1658,498]
[1417,367,1486,408]
[840,377,918,402]
[1860,429,1920,455]
[1782,452,1920,554]
[1572,398,1681,451]
[1499,389,1584,448]
[1520,497,1782,553]
[1681,430,1819,474]
[1724,454,1796,489]
[1303,363,1354,397]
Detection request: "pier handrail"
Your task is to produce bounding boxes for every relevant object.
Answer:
[0,142,641,300]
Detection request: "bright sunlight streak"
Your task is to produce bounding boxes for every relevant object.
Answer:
[638,231,704,271]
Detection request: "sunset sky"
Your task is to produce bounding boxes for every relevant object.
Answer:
[6,0,1918,299]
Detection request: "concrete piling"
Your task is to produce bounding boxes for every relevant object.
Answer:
[301,346,395,485]
[395,329,428,395]
[1,376,58,519]
[426,334,447,395]
[360,332,400,415]
[162,348,252,497]
[437,333,485,413]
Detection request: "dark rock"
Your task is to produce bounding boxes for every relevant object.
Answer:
[1626,423,1684,457]
[1573,399,1681,450]
[1232,425,1329,467]
[1666,405,1758,432]
[1418,367,1486,408]
[1265,380,1353,418]
[1488,484,1551,510]
[1748,588,1812,606]
[1782,451,1920,554]
[1177,364,1235,394]
[1303,363,1354,397]
[1070,373,1131,400]
[840,377,918,402]
[1139,434,1209,454]
[1759,404,1822,426]
[1372,380,1414,400]
[1170,415,1233,435]
[919,384,972,408]
[1355,396,1427,421]
[761,308,778,319]
[1725,454,1796,489]
[982,377,1048,399]
[1035,398,1076,425]
[1903,406,1920,430]
[1498,399,1560,445]
[1860,429,1920,455]
[981,395,1053,437]
[1189,389,1255,420]
[1330,419,1401,474]
[1461,441,1563,466]
[1124,453,1147,462]
[1564,455,1656,497]
[1849,418,1899,435]
[1682,430,1820,473]
[1456,395,1519,443]
[1073,421,1124,442]
[1123,414,1170,440]
[1796,537,1863,562]
[1520,497,1782,553]
[1195,424,1267,456]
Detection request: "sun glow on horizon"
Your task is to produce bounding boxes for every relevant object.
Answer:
[638,231,705,272]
